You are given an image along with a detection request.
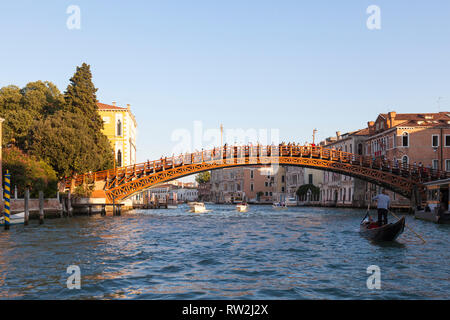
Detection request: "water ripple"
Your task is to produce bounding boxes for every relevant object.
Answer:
[0,205,449,299]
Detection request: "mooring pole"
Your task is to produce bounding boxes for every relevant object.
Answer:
[4,171,11,230]
[68,190,73,217]
[39,191,44,224]
[24,188,29,226]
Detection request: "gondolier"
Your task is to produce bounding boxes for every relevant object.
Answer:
[372,189,390,226]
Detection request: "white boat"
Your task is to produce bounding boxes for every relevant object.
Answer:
[236,203,249,213]
[188,202,211,213]
[0,212,25,226]
[167,205,178,209]
[285,197,298,207]
[272,202,288,210]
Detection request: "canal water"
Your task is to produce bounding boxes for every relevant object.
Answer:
[0,205,449,299]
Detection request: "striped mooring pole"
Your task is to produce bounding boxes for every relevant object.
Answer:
[4,170,11,230]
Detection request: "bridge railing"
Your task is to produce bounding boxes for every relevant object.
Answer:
[64,145,450,189]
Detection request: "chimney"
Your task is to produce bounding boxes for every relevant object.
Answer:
[126,104,131,110]
[367,121,375,134]
[112,101,116,106]
[388,111,396,128]
[336,131,341,139]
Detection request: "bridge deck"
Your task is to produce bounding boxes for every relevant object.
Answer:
[64,145,447,202]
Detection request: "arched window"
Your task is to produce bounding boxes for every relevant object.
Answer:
[117,149,122,167]
[402,132,409,147]
[117,119,122,136]
[402,155,409,167]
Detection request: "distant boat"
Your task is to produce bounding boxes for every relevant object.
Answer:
[188,202,211,213]
[272,202,288,210]
[285,197,298,207]
[236,203,249,213]
[167,204,178,209]
[0,212,25,226]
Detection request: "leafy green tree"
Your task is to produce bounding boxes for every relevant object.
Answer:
[296,184,320,198]
[21,81,65,116]
[28,110,113,178]
[195,171,211,184]
[0,63,113,183]
[0,81,64,148]
[2,146,58,198]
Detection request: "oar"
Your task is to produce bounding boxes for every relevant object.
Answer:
[360,202,371,224]
[389,210,426,244]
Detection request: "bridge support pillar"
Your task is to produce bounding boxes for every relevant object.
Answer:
[409,186,422,214]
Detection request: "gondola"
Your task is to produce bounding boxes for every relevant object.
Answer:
[360,216,405,242]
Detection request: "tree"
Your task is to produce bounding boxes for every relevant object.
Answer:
[0,81,64,149]
[28,110,113,178]
[0,63,114,182]
[296,184,320,198]
[64,63,103,132]
[2,146,58,198]
[195,171,211,184]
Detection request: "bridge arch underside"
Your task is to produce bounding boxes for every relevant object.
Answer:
[105,157,418,202]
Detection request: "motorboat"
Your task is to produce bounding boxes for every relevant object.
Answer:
[188,202,211,213]
[285,197,298,207]
[0,212,25,226]
[272,202,288,210]
[236,203,249,213]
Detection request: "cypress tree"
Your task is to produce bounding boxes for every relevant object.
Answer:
[64,63,103,132]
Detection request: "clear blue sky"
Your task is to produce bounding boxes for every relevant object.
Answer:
[1,0,450,163]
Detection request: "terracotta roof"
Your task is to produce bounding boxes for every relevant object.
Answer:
[351,128,370,136]
[96,102,127,110]
[391,112,450,121]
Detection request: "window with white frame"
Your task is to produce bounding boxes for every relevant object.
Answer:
[432,135,439,148]
[445,135,450,147]
[446,159,450,172]
[432,159,439,170]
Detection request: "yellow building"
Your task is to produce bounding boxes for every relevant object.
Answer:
[97,102,137,167]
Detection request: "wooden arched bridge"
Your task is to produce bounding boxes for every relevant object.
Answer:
[63,145,447,204]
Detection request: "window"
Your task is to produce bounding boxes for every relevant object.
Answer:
[281,175,285,183]
[308,174,313,185]
[446,160,450,172]
[281,187,285,192]
[402,155,409,166]
[432,159,439,170]
[265,182,268,187]
[357,143,363,155]
[432,135,439,148]
[393,134,397,148]
[117,149,122,167]
[250,170,254,179]
[250,183,254,192]
[402,132,409,147]
[117,119,122,136]
[445,135,450,147]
